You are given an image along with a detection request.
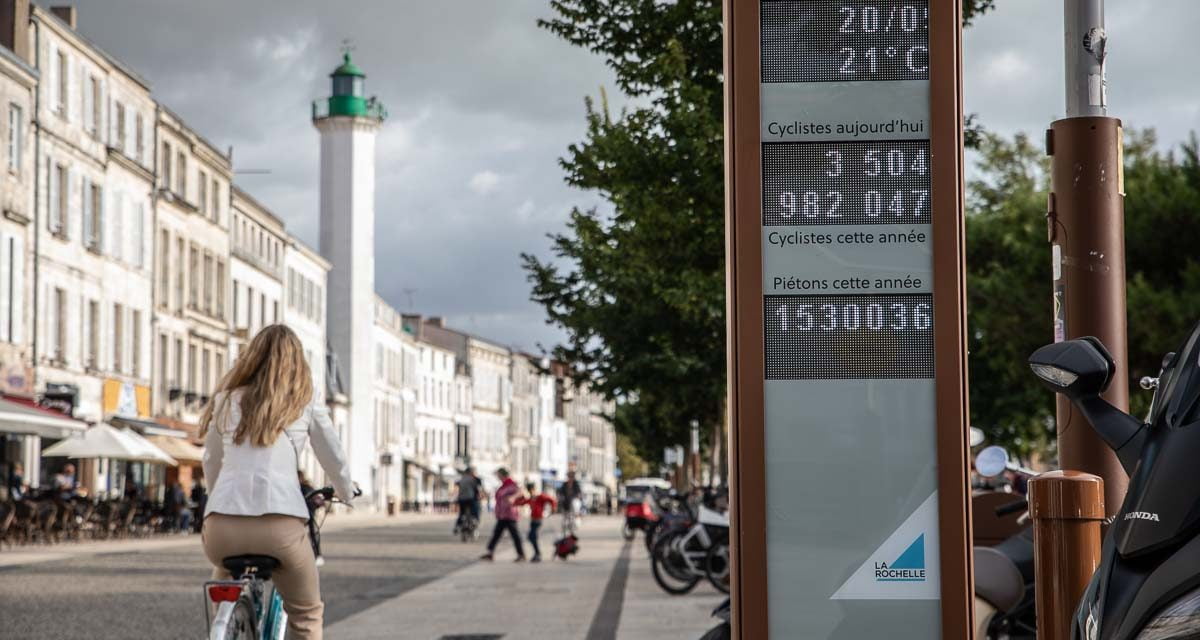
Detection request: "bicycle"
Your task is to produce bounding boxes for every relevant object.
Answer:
[203,486,349,640]
[650,488,729,595]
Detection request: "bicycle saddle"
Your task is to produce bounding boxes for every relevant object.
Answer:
[222,555,280,580]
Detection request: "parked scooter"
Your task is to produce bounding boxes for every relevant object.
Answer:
[1028,326,1200,639]
[973,445,1037,640]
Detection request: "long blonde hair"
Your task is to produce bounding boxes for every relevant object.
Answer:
[199,324,313,447]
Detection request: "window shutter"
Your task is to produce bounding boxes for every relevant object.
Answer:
[67,57,76,123]
[112,191,123,261]
[47,43,58,111]
[82,73,92,132]
[11,234,22,344]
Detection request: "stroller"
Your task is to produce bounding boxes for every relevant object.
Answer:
[553,507,580,560]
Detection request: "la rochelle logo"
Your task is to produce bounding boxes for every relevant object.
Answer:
[874,533,927,582]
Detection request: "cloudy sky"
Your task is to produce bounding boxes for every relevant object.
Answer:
[61,1,1199,352]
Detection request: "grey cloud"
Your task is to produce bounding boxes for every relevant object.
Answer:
[61,0,1199,352]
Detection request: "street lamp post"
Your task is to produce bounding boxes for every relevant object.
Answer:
[1048,0,1129,516]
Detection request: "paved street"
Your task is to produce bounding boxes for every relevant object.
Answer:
[0,514,723,639]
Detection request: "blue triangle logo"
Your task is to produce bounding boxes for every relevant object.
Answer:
[890,534,925,570]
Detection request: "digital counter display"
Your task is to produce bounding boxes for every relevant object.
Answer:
[764,294,934,379]
[762,140,931,225]
[761,1,930,83]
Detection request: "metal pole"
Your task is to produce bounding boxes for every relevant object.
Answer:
[1048,0,1128,517]
[1064,0,1107,118]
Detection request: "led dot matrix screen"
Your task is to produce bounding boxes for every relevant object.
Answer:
[762,140,931,226]
[761,0,931,83]
[764,294,934,379]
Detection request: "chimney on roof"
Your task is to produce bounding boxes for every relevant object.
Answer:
[0,0,30,62]
[427,316,444,328]
[50,5,75,29]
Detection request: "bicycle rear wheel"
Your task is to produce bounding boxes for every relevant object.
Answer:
[650,531,701,595]
[705,542,730,594]
[210,598,255,640]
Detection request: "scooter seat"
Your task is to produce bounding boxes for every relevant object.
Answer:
[993,526,1036,584]
[974,546,1025,613]
[222,555,280,580]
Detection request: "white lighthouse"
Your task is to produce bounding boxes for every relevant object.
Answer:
[313,51,386,497]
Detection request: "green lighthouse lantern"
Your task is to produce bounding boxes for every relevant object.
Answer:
[314,49,387,122]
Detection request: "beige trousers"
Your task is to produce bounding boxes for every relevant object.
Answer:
[202,513,324,640]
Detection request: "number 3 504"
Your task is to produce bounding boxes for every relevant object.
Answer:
[775,302,931,332]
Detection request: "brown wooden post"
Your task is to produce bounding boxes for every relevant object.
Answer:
[1028,471,1105,640]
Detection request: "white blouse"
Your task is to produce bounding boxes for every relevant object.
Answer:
[202,389,355,520]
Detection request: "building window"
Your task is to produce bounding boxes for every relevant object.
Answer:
[215,260,225,319]
[202,251,213,314]
[55,51,67,116]
[89,76,101,138]
[232,280,239,327]
[158,333,168,404]
[211,178,220,222]
[259,292,266,328]
[176,151,186,196]
[272,300,278,324]
[132,310,142,378]
[201,347,210,394]
[115,102,126,151]
[49,162,68,238]
[83,180,102,252]
[188,244,200,310]
[175,237,185,310]
[197,171,207,216]
[51,287,66,363]
[215,351,225,382]
[188,343,197,391]
[173,337,183,388]
[112,303,123,373]
[134,203,145,268]
[7,104,20,172]
[135,113,144,162]
[161,142,171,188]
[86,299,99,369]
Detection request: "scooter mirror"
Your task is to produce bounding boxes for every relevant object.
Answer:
[975,445,1009,478]
[969,426,985,448]
[1028,337,1115,399]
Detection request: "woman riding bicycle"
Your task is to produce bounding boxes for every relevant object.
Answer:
[200,325,356,640]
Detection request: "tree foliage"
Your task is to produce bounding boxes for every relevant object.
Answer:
[526,0,998,461]
[967,131,1200,457]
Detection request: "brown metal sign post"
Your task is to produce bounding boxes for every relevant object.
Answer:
[724,1,972,637]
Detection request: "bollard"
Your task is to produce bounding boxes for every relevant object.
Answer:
[1028,470,1105,640]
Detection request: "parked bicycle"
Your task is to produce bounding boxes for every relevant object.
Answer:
[649,487,729,595]
[204,486,348,640]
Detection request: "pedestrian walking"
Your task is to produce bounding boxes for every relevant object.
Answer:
[480,468,525,562]
[515,482,557,562]
[558,470,584,534]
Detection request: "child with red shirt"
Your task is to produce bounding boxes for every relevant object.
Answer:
[515,482,557,562]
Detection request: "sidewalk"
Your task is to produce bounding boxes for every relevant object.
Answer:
[327,514,724,639]
[0,510,447,569]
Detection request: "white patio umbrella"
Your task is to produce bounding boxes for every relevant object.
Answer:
[42,423,177,465]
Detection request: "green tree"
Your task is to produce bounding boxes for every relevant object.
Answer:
[966,130,1200,457]
[527,0,998,461]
